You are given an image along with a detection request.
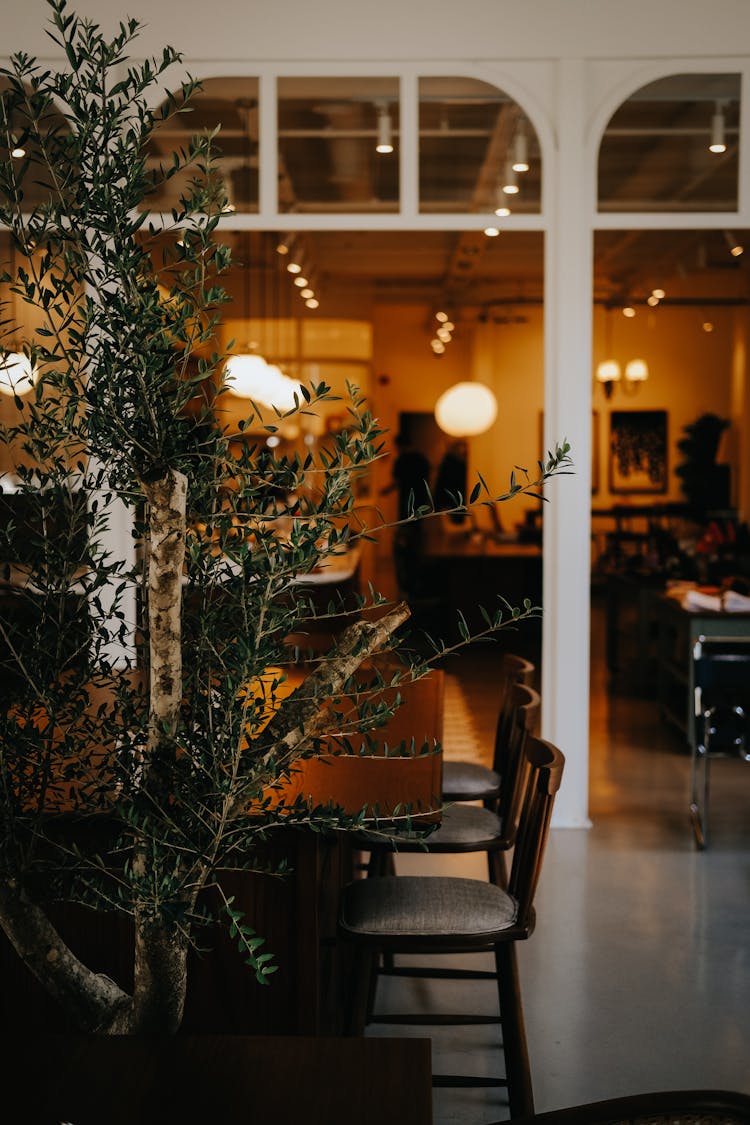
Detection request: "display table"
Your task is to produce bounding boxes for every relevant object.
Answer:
[648,590,750,749]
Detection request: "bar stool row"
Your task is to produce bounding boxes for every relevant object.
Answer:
[336,654,566,1121]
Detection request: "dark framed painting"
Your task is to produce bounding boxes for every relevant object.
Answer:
[609,409,668,494]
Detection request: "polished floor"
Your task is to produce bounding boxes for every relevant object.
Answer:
[364,596,750,1123]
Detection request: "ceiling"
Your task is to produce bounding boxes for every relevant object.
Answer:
[4,72,749,325]
[149,70,748,322]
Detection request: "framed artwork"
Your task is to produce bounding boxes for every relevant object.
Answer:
[609,409,668,494]
[539,410,600,494]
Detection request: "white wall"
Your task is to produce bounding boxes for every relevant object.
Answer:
[9,1,750,63]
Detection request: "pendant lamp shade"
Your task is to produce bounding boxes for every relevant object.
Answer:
[435,381,498,437]
[0,351,38,397]
[225,354,301,410]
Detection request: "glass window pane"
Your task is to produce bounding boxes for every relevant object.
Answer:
[277,78,399,213]
[598,74,740,213]
[145,77,259,214]
[419,77,541,215]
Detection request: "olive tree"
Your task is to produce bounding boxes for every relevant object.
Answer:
[0,0,570,1034]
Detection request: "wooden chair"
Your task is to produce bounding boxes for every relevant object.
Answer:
[501,1088,750,1125]
[442,652,535,804]
[338,736,565,1120]
[358,681,540,887]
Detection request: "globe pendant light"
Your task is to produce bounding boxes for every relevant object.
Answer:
[0,351,38,397]
[434,381,498,437]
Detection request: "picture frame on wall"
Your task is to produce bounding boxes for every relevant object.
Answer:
[609,409,668,494]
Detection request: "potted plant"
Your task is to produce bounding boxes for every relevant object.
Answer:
[0,0,570,1042]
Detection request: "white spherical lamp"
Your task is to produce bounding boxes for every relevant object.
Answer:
[0,352,38,397]
[434,381,498,437]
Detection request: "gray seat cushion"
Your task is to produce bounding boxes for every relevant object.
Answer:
[357,804,503,850]
[340,875,518,938]
[442,759,501,799]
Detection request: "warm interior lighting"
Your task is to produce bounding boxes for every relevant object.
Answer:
[293,276,308,287]
[11,146,26,159]
[437,327,452,342]
[624,358,649,382]
[512,125,529,173]
[305,297,319,308]
[224,354,301,409]
[494,204,511,217]
[434,381,498,437]
[595,359,621,385]
[724,230,744,256]
[435,311,448,323]
[702,320,714,333]
[651,287,665,300]
[0,351,38,397]
[502,161,519,195]
[286,261,302,274]
[647,294,660,307]
[484,226,500,237]
[431,339,446,354]
[300,288,314,299]
[375,104,394,154]
[622,306,636,318]
[709,103,727,153]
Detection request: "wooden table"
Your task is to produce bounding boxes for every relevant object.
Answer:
[3,1033,433,1124]
[423,530,543,657]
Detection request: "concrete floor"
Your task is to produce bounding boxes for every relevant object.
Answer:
[363,599,750,1123]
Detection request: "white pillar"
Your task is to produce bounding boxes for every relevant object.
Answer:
[542,58,593,828]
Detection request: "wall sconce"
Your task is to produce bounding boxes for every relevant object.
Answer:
[595,306,648,398]
[0,351,38,397]
[595,356,649,399]
[434,381,498,436]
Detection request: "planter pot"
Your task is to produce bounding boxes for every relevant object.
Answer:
[5,1034,433,1125]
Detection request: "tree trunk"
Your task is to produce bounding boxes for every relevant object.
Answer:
[123,468,190,1034]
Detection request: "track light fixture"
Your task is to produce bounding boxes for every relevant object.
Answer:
[375,102,394,154]
[709,101,727,154]
[502,160,519,195]
[512,122,529,173]
[724,230,744,257]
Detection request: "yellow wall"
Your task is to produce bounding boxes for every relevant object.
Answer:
[592,304,735,507]
[371,303,545,533]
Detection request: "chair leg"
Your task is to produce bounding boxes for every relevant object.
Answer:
[495,942,534,1119]
[690,714,712,850]
[345,945,376,1036]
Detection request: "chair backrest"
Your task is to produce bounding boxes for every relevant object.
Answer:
[493,680,541,786]
[507,736,565,930]
[500,652,535,687]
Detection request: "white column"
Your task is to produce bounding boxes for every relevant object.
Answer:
[542,58,593,828]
